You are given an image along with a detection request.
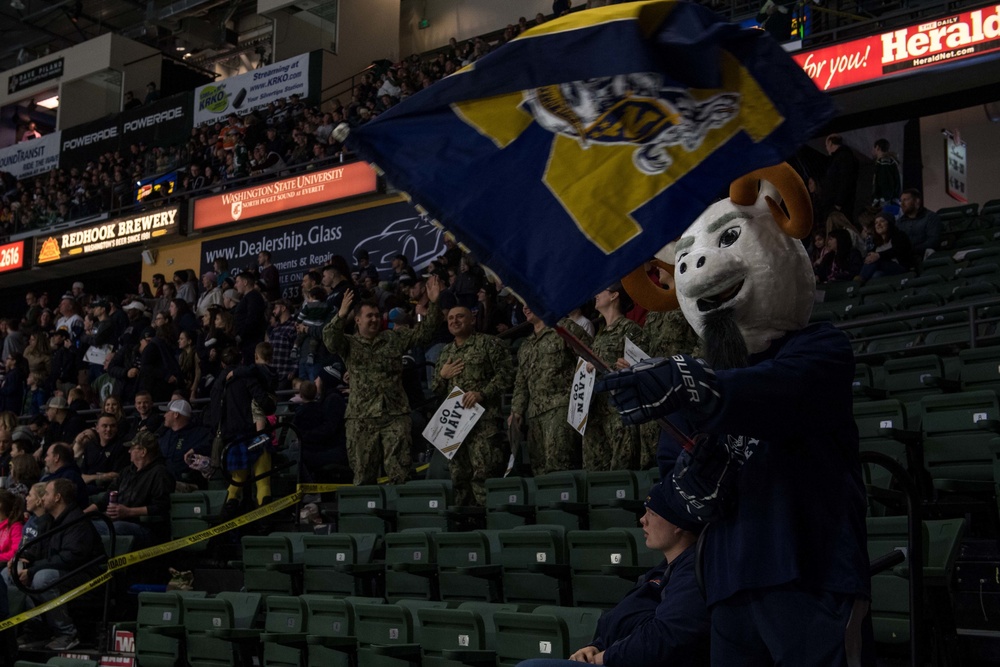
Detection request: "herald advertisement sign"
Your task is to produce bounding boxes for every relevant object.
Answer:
[0,241,26,274]
[191,162,379,231]
[794,4,1000,91]
[35,206,180,264]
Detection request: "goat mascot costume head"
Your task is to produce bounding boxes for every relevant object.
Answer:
[598,163,873,664]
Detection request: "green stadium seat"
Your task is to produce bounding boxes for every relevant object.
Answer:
[852,363,885,402]
[919,392,1000,508]
[130,591,207,667]
[352,601,428,667]
[337,485,398,536]
[498,525,571,606]
[841,301,891,322]
[816,281,861,302]
[567,529,642,609]
[183,593,262,667]
[434,530,503,603]
[493,606,603,666]
[484,476,535,530]
[384,529,439,602]
[586,470,643,530]
[958,345,1000,394]
[867,516,966,659]
[170,492,213,552]
[416,602,522,667]
[395,480,454,532]
[13,659,99,667]
[240,535,299,598]
[302,533,381,597]
[301,595,377,667]
[882,355,953,419]
[853,399,923,512]
[533,471,588,531]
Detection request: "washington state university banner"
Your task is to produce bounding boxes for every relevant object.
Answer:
[348,0,835,323]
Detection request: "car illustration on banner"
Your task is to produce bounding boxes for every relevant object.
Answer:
[354,215,445,274]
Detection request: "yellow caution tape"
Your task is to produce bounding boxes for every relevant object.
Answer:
[0,492,303,632]
[1,461,434,630]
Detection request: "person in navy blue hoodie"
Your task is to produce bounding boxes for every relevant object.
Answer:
[596,165,872,666]
[517,482,709,667]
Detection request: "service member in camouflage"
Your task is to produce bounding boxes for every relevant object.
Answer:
[585,282,647,471]
[639,267,702,467]
[432,306,515,505]
[509,305,592,476]
[323,276,443,484]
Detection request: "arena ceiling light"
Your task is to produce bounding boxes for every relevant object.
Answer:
[10,0,25,10]
[36,95,59,109]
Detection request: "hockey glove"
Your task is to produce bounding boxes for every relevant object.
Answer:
[594,354,720,425]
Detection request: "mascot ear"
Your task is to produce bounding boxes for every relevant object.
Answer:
[622,259,679,312]
[730,162,812,240]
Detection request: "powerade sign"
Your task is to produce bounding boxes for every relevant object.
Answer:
[200,201,445,300]
[58,92,193,169]
[192,53,313,125]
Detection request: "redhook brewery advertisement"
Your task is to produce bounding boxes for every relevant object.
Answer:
[793,4,1000,91]
[0,240,26,274]
[191,162,379,231]
[35,206,180,264]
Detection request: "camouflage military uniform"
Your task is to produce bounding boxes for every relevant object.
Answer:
[639,310,702,467]
[511,318,591,476]
[584,316,647,471]
[432,332,515,506]
[323,302,442,484]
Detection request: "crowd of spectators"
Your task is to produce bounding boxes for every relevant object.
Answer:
[0,9,559,239]
[807,134,943,285]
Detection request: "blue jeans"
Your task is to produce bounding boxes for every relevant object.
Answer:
[94,519,152,551]
[517,661,578,667]
[25,568,76,636]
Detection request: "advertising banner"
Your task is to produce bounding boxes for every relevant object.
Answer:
[193,53,311,126]
[192,162,378,231]
[0,240,26,275]
[793,4,1000,91]
[199,201,444,300]
[59,116,120,169]
[119,92,193,147]
[0,131,61,179]
[35,205,180,264]
[7,58,63,95]
[945,132,968,203]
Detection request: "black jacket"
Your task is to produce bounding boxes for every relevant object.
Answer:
[221,364,276,442]
[27,504,104,581]
[99,458,174,527]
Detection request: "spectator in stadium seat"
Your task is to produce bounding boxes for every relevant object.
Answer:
[39,445,88,518]
[860,211,914,281]
[144,81,160,105]
[124,391,163,442]
[267,300,297,389]
[44,397,84,446]
[323,278,444,485]
[355,249,379,285]
[123,90,142,110]
[196,272,223,317]
[897,188,942,259]
[79,413,129,493]
[0,354,27,415]
[54,294,83,342]
[131,327,181,402]
[173,270,196,306]
[517,483,709,667]
[156,399,210,483]
[18,478,103,650]
[815,228,863,283]
[293,374,348,482]
[87,431,173,549]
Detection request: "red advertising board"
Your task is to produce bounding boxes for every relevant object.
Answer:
[0,240,25,274]
[793,4,1000,91]
[193,162,378,231]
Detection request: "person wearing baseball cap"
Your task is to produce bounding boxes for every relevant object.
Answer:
[158,399,211,483]
[517,483,709,667]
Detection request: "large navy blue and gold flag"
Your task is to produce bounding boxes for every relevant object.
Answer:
[348,0,834,323]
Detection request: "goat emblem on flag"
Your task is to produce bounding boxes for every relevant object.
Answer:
[522,75,740,175]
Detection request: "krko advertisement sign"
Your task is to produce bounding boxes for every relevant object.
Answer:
[200,201,445,300]
[193,53,315,126]
[0,131,61,179]
[793,4,1000,91]
[192,162,379,231]
[0,241,26,275]
[35,205,180,264]
[58,93,192,169]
